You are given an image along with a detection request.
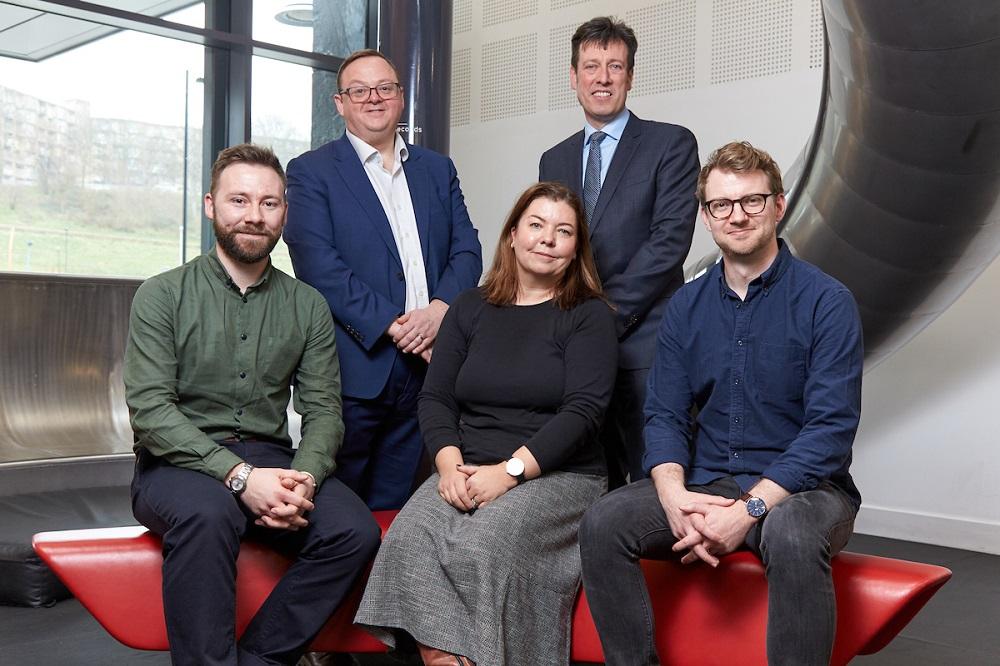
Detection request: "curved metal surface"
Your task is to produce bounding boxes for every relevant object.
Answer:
[0,273,137,464]
[785,0,1000,367]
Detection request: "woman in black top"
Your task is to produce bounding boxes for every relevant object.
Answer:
[355,182,618,666]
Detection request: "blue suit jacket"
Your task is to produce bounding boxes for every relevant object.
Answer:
[284,136,482,399]
[539,113,699,369]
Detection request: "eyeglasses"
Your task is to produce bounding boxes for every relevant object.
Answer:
[338,82,403,103]
[703,193,776,219]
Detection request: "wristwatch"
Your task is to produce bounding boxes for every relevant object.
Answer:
[505,457,526,485]
[740,492,768,519]
[227,463,255,496]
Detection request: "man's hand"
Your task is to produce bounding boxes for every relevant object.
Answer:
[679,501,756,563]
[459,463,517,509]
[232,467,315,531]
[660,487,734,566]
[391,299,448,355]
[650,462,734,567]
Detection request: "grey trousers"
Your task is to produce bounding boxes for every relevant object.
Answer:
[578,476,857,666]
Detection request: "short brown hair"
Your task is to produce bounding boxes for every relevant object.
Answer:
[697,141,784,203]
[482,182,605,310]
[571,16,638,71]
[210,143,285,196]
[336,49,401,90]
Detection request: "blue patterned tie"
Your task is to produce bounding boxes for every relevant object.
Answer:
[583,131,607,222]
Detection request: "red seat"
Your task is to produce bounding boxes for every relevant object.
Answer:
[34,510,950,664]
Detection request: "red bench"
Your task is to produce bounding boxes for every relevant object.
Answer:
[34,510,951,665]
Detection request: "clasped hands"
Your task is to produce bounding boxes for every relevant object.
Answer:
[230,466,317,531]
[661,489,756,567]
[437,462,516,513]
[387,299,448,363]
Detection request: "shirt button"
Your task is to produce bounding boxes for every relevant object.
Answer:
[734,416,740,423]
[239,371,246,379]
[734,378,740,385]
[240,333,247,341]
[737,339,743,346]
[736,303,741,309]
[236,409,243,416]
[241,296,247,304]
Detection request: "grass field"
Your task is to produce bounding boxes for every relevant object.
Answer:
[0,187,295,279]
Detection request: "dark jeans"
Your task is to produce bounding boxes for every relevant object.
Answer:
[579,477,857,666]
[132,441,381,666]
[601,367,649,489]
[337,352,426,510]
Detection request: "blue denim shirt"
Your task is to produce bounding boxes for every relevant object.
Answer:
[643,241,863,506]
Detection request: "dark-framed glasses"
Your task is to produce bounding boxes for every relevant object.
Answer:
[704,192,776,219]
[338,82,403,103]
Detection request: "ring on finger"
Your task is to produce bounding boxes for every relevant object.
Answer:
[471,497,479,509]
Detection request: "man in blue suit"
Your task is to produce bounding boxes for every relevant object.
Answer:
[539,17,700,487]
[285,49,482,510]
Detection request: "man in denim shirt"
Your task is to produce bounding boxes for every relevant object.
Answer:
[579,141,863,666]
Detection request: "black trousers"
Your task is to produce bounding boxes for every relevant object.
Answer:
[132,441,381,666]
[602,367,650,489]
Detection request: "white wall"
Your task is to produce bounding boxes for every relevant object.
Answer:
[446,0,1000,554]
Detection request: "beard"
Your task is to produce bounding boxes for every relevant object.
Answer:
[213,221,281,264]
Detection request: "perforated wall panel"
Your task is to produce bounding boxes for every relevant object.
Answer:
[551,0,594,9]
[809,0,824,70]
[548,23,578,112]
[710,0,793,84]
[453,0,472,34]
[626,0,697,96]
[451,48,472,127]
[483,0,538,28]
[481,34,538,122]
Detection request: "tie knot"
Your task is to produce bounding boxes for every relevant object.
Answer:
[590,131,607,146]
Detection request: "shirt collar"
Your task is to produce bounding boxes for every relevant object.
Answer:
[584,108,630,144]
[345,129,408,168]
[715,239,791,299]
[204,246,272,292]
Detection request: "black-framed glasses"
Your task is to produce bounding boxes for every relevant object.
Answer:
[703,192,776,219]
[338,82,403,103]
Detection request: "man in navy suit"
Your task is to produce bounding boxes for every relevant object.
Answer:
[539,17,700,487]
[284,49,482,510]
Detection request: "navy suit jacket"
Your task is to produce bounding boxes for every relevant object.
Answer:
[539,113,699,369]
[284,136,482,400]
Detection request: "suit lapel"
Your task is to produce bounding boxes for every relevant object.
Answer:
[567,131,585,197]
[589,114,641,234]
[331,136,402,268]
[401,148,431,265]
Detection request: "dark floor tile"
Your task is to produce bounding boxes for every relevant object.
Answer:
[853,636,999,666]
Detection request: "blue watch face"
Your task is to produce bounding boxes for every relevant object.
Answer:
[746,497,767,518]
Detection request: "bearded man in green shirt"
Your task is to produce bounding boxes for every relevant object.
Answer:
[124,144,380,666]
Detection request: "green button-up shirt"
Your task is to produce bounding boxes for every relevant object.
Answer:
[124,248,343,484]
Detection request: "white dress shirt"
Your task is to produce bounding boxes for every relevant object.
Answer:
[346,130,429,313]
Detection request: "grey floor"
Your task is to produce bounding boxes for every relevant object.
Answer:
[0,533,996,665]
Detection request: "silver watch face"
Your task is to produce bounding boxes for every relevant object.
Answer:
[229,476,246,493]
[746,496,767,518]
[506,457,525,477]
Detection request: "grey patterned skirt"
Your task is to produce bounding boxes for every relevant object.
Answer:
[354,471,606,666]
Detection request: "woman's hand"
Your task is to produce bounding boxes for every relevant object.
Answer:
[435,446,475,511]
[458,463,517,509]
[438,465,475,512]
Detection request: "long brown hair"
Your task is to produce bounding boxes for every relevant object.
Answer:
[482,182,604,309]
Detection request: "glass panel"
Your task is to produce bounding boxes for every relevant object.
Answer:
[0,4,206,278]
[251,55,339,276]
